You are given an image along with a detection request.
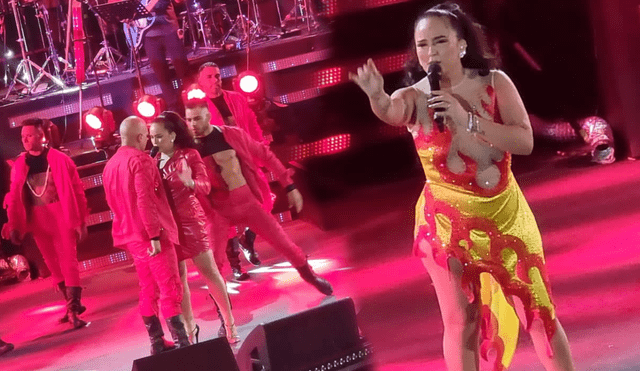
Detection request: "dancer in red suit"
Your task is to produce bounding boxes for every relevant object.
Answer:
[1,118,88,329]
[149,112,239,344]
[102,116,189,355]
[185,102,333,296]
[197,62,267,280]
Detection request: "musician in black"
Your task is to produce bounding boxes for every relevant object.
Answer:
[144,0,189,111]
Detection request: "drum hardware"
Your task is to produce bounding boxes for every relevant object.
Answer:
[84,0,124,76]
[35,3,71,82]
[281,0,319,33]
[4,0,65,100]
[222,0,252,48]
[247,0,281,42]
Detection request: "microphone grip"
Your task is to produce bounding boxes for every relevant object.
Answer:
[150,146,159,158]
[434,113,445,132]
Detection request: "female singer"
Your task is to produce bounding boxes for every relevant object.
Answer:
[149,112,239,344]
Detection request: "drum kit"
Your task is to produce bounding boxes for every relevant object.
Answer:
[0,0,322,100]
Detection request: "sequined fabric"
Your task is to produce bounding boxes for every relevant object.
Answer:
[411,71,557,370]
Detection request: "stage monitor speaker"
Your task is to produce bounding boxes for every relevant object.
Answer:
[236,297,372,371]
[131,337,240,371]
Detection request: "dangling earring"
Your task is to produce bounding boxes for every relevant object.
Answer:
[459,49,466,58]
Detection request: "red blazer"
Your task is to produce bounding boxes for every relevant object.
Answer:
[102,146,178,247]
[206,90,267,144]
[3,148,88,237]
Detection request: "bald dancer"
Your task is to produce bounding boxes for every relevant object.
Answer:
[102,117,189,355]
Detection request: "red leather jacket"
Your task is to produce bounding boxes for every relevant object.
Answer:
[3,148,88,237]
[156,148,211,249]
[102,146,178,247]
[199,126,293,213]
[206,90,267,144]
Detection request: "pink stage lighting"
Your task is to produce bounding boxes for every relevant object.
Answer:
[133,94,166,123]
[234,71,264,99]
[182,83,207,104]
[83,106,115,142]
[288,134,351,161]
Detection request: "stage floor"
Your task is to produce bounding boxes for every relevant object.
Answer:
[1,153,640,370]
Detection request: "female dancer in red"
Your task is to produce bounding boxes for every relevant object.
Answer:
[149,112,239,344]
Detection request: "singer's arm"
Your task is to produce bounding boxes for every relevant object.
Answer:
[473,71,533,155]
[351,59,416,126]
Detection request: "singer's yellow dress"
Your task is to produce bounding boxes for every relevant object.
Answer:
[408,70,557,370]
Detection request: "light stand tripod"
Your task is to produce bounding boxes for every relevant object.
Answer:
[35,3,70,82]
[248,0,282,42]
[281,0,319,32]
[86,0,124,76]
[4,0,65,100]
[222,0,252,48]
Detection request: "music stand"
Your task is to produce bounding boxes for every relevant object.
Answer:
[92,0,152,94]
[93,0,153,24]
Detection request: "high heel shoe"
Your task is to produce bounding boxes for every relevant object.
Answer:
[189,324,200,344]
[225,323,240,344]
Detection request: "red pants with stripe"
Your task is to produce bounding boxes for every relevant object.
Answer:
[208,185,307,271]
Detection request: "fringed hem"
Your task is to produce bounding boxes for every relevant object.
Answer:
[413,188,557,369]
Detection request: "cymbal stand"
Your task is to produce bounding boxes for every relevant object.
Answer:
[35,3,70,82]
[248,0,281,42]
[281,0,319,32]
[222,0,252,48]
[85,0,123,76]
[4,0,65,100]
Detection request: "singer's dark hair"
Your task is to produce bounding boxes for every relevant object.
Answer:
[404,2,494,85]
[152,111,196,149]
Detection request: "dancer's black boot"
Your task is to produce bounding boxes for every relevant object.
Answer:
[142,315,175,355]
[295,262,333,296]
[165,315,190,348]
[239,228,261,266]
[227,237,249,280]
[66,286,88,329]
[58,282,85,323]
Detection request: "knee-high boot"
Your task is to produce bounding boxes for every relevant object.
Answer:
[142,315,175,355]
[295,262,333,296]
[165,315,190,348]
[58,282,85,323]
[66,286,88,329]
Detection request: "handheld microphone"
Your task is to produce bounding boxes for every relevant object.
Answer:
[150,146,159,158]
[427,63,445,132]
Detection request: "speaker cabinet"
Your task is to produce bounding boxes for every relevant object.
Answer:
[131,337,240,371]
[236,297,372,371]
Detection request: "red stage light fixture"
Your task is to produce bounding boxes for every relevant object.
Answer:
[82,106,115,142]
[234,71,263,98]
[182,83,207,105]
[133,94,166,122]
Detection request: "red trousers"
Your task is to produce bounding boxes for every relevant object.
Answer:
[208,185,307,271]
[30,202,80,287]
[127,238,183,318]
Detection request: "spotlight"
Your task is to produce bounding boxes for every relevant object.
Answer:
[182,83,207,105]
[82,106,115,143]
[234,71,263,99]
[133,94,166,122]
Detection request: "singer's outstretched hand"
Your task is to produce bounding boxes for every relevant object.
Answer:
[428,90,467,128]
[349,59,384,98]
